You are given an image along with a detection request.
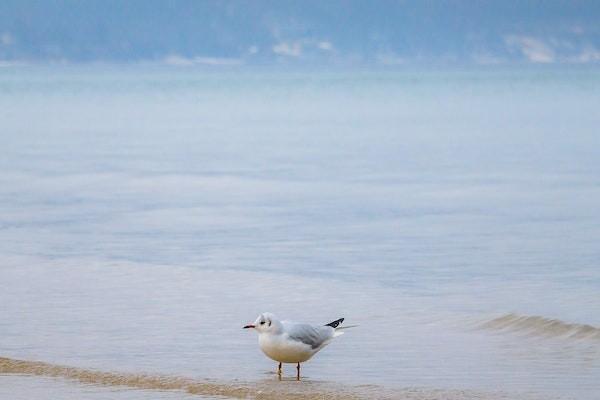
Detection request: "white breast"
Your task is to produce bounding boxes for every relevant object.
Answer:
[258,333,315,363]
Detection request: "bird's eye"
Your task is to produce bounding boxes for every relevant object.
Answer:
[260,321,265,325]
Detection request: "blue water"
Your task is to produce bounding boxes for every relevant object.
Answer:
[0,66,599,399]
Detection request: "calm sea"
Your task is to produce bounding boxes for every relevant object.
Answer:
[0,66,599,399]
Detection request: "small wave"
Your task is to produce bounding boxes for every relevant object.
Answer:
[0,356,360,399]
[0,356,532,400]
[480,313,600,341]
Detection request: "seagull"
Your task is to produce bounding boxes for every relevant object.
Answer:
[243,312,346,379]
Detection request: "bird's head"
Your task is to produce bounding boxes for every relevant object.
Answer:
[243,312,279,333]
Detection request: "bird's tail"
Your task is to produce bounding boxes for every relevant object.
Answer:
[325,318,358,337]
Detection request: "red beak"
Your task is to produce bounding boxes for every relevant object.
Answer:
[243,324,255,329]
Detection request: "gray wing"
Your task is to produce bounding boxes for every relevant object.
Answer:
[283,322,334,349]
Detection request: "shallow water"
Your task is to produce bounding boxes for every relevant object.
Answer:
[0,66,599,399]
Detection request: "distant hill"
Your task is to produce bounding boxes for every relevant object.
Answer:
[1,0,599,65]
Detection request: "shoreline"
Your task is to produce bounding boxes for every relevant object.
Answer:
[0,356,552,400]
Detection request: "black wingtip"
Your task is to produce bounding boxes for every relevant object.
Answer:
[325,318,344,328]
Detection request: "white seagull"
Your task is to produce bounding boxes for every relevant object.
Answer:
[243,312,346,379]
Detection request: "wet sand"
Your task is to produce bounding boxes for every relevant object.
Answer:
[0,356,549,400]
